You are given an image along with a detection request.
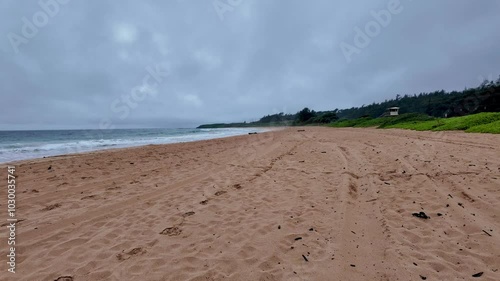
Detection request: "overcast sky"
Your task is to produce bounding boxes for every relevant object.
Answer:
[1,0,499,130]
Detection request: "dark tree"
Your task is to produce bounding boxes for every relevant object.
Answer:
[297,108,316,123]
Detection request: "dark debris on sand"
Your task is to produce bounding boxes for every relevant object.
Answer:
[54,277,73,281]
[412,212,430,219]
[472,272,484,277]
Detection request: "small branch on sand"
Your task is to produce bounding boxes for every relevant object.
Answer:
[482,230,492,237]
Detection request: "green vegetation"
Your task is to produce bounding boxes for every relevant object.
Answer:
[466,120,500,134]
[328,117,385,128]
[198,108,338,128]
[431,112,500,131]
[329,112,500,134]
[378,113,436,128]
[297,108,339,124]
[329,114,431,128]
[198,76,500,133]
[383,120,442,131]
[351,117,388,127]
[336,77,500,119]
[329,118,368,128]
[197,112,296,128]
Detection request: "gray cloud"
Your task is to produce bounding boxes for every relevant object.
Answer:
[1,0,499,129]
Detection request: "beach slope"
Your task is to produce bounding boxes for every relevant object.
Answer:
[2,127,499,280]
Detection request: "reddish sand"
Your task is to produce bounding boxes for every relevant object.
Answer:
[1,127,499,280]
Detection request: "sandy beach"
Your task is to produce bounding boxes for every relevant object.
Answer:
[1,127,499,281]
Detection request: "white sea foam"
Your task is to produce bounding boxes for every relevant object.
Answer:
[0,128,270,163]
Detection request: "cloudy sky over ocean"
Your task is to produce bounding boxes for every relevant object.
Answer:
[1,0,499,129]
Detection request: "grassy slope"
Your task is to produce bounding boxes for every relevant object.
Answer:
[466,120,500,134]
[434,112,500,131]
[329,112,500,134]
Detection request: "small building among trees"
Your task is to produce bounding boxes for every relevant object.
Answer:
[381,107,400,117]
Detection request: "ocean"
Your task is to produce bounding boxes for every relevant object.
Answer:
[0,128,268,163]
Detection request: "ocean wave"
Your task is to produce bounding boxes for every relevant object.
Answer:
[0,128,270,163]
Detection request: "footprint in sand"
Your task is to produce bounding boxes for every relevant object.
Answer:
[348,182,358,198]
[215,190,227,196]
[160,226,182,236]
[116,247,146,261]
[41,203,62,211]
[182,211,195,217]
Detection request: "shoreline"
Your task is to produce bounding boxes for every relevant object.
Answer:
[0,127,282,166]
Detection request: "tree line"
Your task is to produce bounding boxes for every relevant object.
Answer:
[336,77,500,119]
[198,77,500,128]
